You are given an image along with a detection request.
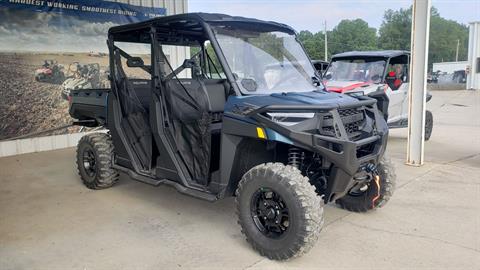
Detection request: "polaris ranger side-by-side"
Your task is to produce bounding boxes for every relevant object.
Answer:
[69,13,396,260]
[321,51,434,140]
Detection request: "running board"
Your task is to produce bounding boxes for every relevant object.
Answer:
[113,164,218,202]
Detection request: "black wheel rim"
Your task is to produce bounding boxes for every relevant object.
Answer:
[82,147,97,178]
[250,188,290,239]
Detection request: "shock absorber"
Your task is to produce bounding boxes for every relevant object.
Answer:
[288,147,304,169]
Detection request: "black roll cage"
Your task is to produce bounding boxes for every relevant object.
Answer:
[106,12,321,99]
[108,16,237,98]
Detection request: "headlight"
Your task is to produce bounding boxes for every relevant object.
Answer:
[266,112,315,126]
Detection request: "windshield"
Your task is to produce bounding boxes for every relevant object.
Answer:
[325,59,387,83]
[213,26,322,94]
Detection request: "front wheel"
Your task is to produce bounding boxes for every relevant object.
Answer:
[336,157,396,213]
[235,163,324,260]
[425,110,433,141]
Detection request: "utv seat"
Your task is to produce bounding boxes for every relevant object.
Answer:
[203,79,227,124]
[166,78,227,124]
[129,79,152,111]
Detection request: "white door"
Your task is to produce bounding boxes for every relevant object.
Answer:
[385,57,410,125]
[386,84,408,124]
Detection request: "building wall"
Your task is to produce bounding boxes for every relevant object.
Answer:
[0,0,188,157]
[432,61,468,74]
[467,22,480,90]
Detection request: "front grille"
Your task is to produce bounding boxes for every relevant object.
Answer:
[319,108,365,140]
[339,108,359,117]
[340,108,365,140]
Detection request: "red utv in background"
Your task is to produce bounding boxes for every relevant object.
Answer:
[320,50,433,140]
[34,60,65,84]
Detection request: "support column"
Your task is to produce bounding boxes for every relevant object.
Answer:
[406,0,431,166]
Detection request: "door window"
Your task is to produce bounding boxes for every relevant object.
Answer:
[386,55,409,90]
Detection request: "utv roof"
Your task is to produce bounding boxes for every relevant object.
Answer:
[332,50,410,59]
[108,12,295,43]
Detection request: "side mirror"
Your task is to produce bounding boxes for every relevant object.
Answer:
[241,78,258,92]
[126,57,144,68]
[325,73,332,80]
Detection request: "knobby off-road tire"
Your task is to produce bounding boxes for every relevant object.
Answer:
[337,156,396,213]
[235,163,324,260]
[424,110,433,141]
[76,133,119,189]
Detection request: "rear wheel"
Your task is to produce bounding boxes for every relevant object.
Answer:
[336,157,396,212]
[236,163,324,260]
[425,110,433,141]
[76,133,119,189]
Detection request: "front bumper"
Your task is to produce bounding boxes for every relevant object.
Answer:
[248,96,388,202]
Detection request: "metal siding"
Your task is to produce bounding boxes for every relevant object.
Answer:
[432,61,468,74]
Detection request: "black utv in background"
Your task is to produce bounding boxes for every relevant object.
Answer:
[69,13,396,260]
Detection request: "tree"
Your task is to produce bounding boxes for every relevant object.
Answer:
[378,6,469,67]
[298,20,377,60]
[429,14,469,64]
[297,30,325,60]
[329,19,378,55]
[378,7,412,50]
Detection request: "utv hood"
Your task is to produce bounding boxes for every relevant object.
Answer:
[225,90,361,120]
[324,80,373,93]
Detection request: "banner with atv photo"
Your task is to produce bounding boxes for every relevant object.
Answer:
[0,0,166,140]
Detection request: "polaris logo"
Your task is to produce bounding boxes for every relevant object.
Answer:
[132,81,148,85]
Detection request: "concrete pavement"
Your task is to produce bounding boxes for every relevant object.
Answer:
[0,90,479,269]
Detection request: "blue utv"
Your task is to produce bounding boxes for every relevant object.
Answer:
[68,13,396,260]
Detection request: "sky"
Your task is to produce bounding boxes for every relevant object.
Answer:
[188,0,480,33]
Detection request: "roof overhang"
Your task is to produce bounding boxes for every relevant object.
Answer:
[108,13,296,44]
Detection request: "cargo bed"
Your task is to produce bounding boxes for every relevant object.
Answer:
[69,88,109,127]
